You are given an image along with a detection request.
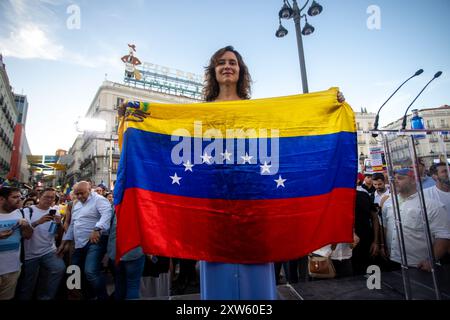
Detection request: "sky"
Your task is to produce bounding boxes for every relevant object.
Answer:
[0,0,449,155]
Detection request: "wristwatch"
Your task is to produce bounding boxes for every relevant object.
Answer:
[93,227,102,233]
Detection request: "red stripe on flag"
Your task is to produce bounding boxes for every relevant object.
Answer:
[116,188,355,263]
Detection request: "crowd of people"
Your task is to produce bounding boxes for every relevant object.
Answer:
[1,159,449,300]
[0,180,202,300]
[1,45,449,300]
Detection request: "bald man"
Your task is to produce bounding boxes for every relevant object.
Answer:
[58,181,112,300]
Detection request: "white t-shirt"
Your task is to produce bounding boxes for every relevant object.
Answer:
[23,205,60,260]
[383,193,450,267]
[0,209,22,275]
[423,186,450,225]
[374,189,390,206]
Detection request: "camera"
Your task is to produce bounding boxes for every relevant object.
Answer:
[48,209,57,216]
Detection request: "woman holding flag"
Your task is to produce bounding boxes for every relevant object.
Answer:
[116,45,346,300]
[200,45,345,299]
[199,46,277,300]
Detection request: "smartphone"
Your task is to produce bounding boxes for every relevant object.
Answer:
[48,209,57,216]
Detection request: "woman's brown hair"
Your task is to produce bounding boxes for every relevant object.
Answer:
[202,45,252,102]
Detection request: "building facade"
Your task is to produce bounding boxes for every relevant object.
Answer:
[353,106,450,171]
[354,109,377,164]
[8,94,32,183]
[0,54,18,179]
[14,94,29,125]
[64,81,201,189]
[19,137,31,183]
[383,105,450,168]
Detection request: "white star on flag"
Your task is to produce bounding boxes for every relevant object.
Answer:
[274,175,286,188]
[240,153,253,164]
[221,149,232,161]
[183,160,194,172]
[260,161,272,174]
[170,173,182,185]
[200,152,213,164]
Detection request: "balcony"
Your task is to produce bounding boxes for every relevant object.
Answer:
[79,156,94,170]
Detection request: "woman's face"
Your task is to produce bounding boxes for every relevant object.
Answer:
[215,51,240,86]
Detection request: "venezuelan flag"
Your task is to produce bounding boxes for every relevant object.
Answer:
[114,87,357,263]
[63,183,71,195]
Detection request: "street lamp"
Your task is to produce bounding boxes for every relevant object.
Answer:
[275,0,323,93]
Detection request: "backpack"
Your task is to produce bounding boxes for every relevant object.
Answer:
[18,207,33,263]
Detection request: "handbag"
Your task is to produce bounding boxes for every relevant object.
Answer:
[308,244,337,279]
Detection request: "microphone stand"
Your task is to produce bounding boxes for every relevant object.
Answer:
[401,71,443,130]
[372,69,424,137]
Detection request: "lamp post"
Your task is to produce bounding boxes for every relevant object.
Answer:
[275,0,323,93]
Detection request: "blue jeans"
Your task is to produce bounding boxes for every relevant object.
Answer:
[17,251,66,300]
[71,235,108,300]
[112,255,145,300]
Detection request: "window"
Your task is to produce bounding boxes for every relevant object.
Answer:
[440,119,446,127]
[114,116,119,133]
[112,159,119,172]
[357,122,361,130]
[116,97,124,108]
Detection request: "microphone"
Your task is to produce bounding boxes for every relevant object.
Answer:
[372,69,424,137]
[401,71,443,130]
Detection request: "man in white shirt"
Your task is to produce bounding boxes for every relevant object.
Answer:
[423,162,450,223]
[418,158,435,189]
[382,168,450,271]
[16,187,66,300]
[372,173,390,206]
[58,181,112,300]
[423,162,450,258]
[0,187,32,300]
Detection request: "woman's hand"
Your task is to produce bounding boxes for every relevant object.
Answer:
[118,102,150,122]
[349,233,360,249]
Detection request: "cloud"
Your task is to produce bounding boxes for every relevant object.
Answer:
[64,50,123,70]
[0,23,64,60]
[0,23,123,71]
[0,0,122,71]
